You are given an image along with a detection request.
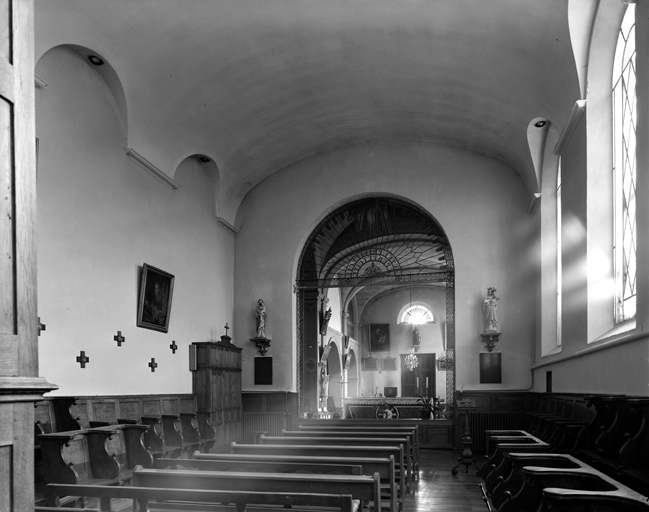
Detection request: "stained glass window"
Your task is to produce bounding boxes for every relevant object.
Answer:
[401,305,433,325]
[612,4,636,324]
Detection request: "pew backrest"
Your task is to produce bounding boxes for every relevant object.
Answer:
[132,466,382,512]
[46,483,358,512]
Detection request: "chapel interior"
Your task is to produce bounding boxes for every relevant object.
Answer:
[2,0,649,510]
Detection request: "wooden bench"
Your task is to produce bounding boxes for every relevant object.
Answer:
[140,415,183,459]
[284,428,419,476]
[503,465,649,512]
[575,397,649,494]
[37,424,153,506]
[45,483,359,512]
[156,455,363,475]
[540,487,649,511]
[228,444,402,512]
[488,452,585,510]
[132,466,382,512]
[478,431,549,481]
[297,425,419,459]
[260,434,412,488]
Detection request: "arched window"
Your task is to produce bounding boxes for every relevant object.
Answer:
[401,305,434,325]
[612,4,636,324]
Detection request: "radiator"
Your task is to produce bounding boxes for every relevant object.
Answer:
[242,412,287,443]
[468,412,519,454]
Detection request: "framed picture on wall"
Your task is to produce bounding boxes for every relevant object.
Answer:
[137,263,175,333]
[381,357,397,371]
[362,357,378,371]
[369,323,390,352]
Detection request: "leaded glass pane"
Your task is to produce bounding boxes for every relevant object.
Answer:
[613,5,636,323]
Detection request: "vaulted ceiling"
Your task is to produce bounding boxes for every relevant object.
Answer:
[34,0,580,225]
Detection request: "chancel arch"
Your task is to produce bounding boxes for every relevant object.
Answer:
[296,196,455,417]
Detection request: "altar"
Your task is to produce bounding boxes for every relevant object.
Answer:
[342,396,446,420]
[335,397,453,449]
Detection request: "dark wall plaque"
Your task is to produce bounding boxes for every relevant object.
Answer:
[255,357,273,385]
[479,352,501,384]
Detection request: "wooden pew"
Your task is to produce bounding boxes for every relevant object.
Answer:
[575,397,649,493]
[140,416,183,459]
[45,483,359,512]
[478,432,549,481]
[284,428,419,475]
[297,425,420,457]
[37,424,153,507]
[132,466,383,512]
[194,451,398,512]
[541,488,649,511]
[488,453,584,510]
[156,455,363,475]
[502,466,649,512]
[260,434,412,487]
[229,443,402,512]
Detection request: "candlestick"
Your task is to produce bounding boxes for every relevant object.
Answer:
[426,377,429,389]
[416,377,419,388]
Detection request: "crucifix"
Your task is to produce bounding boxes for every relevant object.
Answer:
[76,351,89,368]
[169,340,178,354]
[114,331,125,347]
[148,358,158,372]
[224,323,229,336]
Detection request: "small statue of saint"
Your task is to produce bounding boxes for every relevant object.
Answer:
[483,287,500,332]
[320,307,332,336]
[255,298,267,338]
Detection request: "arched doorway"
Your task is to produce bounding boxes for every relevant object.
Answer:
[296,196,455,417]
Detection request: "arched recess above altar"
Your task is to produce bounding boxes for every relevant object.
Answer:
[295,196,455,425]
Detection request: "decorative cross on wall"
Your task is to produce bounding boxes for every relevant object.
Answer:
[224,323,230,336]
[169,340,178,354]
[38,317,46,336]
[76,351,89,368]
[148,358,158,372]
[114,331,125,347]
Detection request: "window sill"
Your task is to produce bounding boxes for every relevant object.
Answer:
[533,321,645,370]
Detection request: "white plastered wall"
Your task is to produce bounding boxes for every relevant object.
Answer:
[234,141,536,393]
[36,47,235,396]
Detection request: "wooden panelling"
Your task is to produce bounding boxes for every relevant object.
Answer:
[0,444,12,511]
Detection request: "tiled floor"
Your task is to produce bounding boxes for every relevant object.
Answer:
[406,449,487,512]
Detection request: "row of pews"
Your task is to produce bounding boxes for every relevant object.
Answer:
[39,418,419,512]
[478,394,649,511]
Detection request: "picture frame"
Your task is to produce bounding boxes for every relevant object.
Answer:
[381,357,397,371]
[137,263,175,333]
[362,357,378,371]
[369,323,390,352]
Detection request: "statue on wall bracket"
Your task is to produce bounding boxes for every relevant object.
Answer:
[481,287,501,351]
[251,298,271,355]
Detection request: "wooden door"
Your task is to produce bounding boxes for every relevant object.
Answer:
[400,353,436,397]
[0,1,55,509]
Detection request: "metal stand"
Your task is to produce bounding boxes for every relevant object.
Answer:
[452,400,480,475]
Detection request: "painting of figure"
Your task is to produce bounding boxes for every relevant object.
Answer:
[369,323,390,352]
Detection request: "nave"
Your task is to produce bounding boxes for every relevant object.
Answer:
[81,449,487,512]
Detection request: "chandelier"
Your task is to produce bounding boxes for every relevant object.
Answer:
[404,347,419,371]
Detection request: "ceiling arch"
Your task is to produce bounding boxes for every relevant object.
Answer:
[35,0,581,225]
